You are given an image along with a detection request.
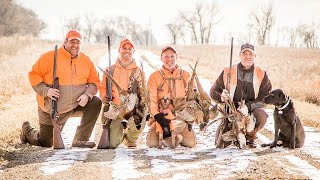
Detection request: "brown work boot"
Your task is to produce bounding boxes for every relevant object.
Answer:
[246,130,258,141]
[246,140,257,148]
[72,140,96,148]
[20,121,32,144]
[123,136,137,148]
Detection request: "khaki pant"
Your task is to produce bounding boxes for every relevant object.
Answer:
[246,108,268,141]
[146,121,197,148]
[25,96,101,147]
[108,115,146,148]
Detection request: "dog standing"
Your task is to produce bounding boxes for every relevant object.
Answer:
[263,89,306,149]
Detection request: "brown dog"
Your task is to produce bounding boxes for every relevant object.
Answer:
[262,89,306,149]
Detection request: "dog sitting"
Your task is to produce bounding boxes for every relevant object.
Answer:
[156,96,176,149]
[262,89,306,149]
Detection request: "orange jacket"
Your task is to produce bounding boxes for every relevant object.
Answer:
[100,59,142,105]
[29,45,100,114]
[148,65,190,133]
[147,65,190,119]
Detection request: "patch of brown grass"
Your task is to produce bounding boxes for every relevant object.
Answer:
[0,35,33,62]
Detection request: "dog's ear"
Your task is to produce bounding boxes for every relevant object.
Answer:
[278,89,288,104]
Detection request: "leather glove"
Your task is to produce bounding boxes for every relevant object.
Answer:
[77,94,89,107]
[154,112,171,138]
[237,105,249,116]
[102,95,112,106]
[221,89,229,102]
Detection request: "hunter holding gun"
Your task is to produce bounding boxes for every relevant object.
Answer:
[100,38,148,148]
[21,29,101,148]
[210,43,272,148]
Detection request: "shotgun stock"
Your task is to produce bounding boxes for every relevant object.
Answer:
[51,45,64,149]
[97,36,112,149]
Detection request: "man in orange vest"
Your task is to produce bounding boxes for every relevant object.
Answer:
[210,43,272,148]
[146,46,196,148]
[21,29,101,148]
[100,38,147,148]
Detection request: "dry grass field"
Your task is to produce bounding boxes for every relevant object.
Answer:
[0,37,319,155]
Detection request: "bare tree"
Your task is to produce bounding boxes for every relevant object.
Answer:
[94,18,117,44]
[179,12,198,44]
[0,0,46,36]
[179,1,220,44]
[297,23,318,48]
[64,16,81,31]
[249,4,275,45]
[166,22,184,44]
[94,16,157,46]
[281,26,299,48]
[83,14,97,42]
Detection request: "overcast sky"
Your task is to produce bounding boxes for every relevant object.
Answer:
[16,0,320,45]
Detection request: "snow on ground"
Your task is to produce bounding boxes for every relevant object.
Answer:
[40,49,320,179]
[40,118,94,175]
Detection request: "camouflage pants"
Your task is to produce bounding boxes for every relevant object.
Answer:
[108,115,146,148]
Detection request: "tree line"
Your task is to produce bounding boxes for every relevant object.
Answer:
[1,0,318,48]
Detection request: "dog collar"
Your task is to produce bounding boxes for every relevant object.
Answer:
[276,97,291,114]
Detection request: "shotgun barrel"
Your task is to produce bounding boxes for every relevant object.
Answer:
[98,36,112,149]
[51,45,64,149]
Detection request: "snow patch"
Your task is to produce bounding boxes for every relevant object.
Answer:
[40,118,94,175]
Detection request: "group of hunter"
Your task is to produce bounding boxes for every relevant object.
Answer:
[20,29,272,149]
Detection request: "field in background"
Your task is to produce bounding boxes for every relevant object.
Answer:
[0,37,319,152]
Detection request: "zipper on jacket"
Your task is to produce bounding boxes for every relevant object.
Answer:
[70,59,73,105]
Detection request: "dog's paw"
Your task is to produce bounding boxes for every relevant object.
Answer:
[261,143,271,147]
[270,143,277,149]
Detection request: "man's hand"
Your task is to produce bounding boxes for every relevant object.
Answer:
[221,89,229,102]
[237,105,249,116]
[77,94,89,107]
[47,88,59,100]
[102,95,112,105]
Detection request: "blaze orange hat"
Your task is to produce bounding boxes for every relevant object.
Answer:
[118,38,134,51]
[161,45,177,56]
[66,29,82,41]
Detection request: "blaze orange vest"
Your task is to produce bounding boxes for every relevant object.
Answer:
[223,65,265,99]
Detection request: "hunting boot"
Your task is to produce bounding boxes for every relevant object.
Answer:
[72,139,96,148]
[20,121,41,146]
[20,121,32,144]
[246,128,258,148]
[122,134,137,148]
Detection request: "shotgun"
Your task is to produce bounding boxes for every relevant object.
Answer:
[51,45,64,149]
[226,37,233,93]
[97,36,112,149]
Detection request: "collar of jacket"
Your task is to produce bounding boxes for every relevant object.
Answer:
[238,63,254,72]
[115,58,137,69]
[162,64,179,73]
[60,45,80,60]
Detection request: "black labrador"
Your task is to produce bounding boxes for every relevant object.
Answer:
[262,89,306,149]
